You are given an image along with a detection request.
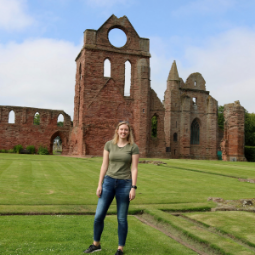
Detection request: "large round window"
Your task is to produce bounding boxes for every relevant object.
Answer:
[108,28,127,48]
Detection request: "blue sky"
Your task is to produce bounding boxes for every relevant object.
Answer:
[1,0,255,119]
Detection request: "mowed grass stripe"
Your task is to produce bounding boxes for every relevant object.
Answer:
[186,211,255,248]
[1,155,255,206]
[164,159,255,178]
[0,215,197,255]
[145,209,255,255]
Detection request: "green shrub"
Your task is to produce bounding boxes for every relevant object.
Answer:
[26,145,35,154]
[7,149,15,153]
[13,145,23,154]
[38,146,49,155]
[0,149,7,153]
[245,146,255,162]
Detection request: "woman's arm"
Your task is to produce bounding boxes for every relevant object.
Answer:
[96,149,109,198]
[129,154,139,201]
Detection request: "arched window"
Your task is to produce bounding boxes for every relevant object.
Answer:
[34,112,40,125]
[124,61,131,96]
[104,59,111,77]
[151,115,158,138]
[57,114,64,127]
[79,64,82,80]
[8,110,15,123]
[173,133,177,142]
[191,119,199,144]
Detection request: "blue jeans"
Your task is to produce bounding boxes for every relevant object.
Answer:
[94,175,132,246]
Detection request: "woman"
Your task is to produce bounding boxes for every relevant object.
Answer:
[84,121,139,255]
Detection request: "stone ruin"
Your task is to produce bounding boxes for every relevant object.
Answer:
[0,15,246,161]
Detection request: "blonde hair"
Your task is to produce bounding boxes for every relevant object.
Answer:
[112,121,134,145]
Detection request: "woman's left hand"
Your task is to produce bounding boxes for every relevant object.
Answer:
[129,188,136,201]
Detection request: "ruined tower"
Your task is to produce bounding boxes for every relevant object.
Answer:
[164,61,180,157]
[164,62,219,159]
[221,101,246,161]
[69,15,151,157]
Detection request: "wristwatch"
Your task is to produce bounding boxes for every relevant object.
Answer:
[131,185,137,189]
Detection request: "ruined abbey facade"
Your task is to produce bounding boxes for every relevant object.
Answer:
[0,15,246,161]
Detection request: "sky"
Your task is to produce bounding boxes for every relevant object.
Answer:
[1,0,255,120]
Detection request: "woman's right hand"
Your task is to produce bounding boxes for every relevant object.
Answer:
[96,185,102,198]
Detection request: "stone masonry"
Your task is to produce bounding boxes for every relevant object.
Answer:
[0,15,246,160]
[0,106,71,154]
[221,101,246,161]
[164,61,219,159]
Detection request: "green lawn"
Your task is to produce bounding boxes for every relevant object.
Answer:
[186,211,255,247]
[0,154,255,206]
[1,153,255,254]
[0,215,197,255]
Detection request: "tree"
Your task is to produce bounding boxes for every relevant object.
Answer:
[34,113,40,125]
[57,121,64,127]
[245,111,255,146]
[218,105,224,130]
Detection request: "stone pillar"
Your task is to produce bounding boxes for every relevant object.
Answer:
[221,100,246,161]
[179,96,191,158]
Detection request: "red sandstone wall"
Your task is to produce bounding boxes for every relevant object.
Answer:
[69,15,151,156]
[164,71,218,160]
[0,106,71,154]
[148,89,166,157]
[221,101,246,161]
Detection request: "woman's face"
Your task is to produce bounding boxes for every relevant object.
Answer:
[117,124,129,140]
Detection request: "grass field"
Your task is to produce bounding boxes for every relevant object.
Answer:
[0,153,255,254]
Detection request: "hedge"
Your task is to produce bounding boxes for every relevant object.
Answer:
[245,146,255,162]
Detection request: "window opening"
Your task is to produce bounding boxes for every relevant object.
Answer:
[53,136,62,155]
[34,112,40,125]
[57,114,64,127]
[143,109,145,113]
[79,64,82,80]
[8,110,15,123]
[193,98,197,104]
[104,59,111,77]
[108,28,127,48]
[151,115,158,138]
[194,81,197,86]
[174,149,176,155]
[191,119,199,144]
[173,133,177,142]
[124,61,131,96]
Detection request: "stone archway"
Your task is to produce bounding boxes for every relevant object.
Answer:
[50,131,69,155]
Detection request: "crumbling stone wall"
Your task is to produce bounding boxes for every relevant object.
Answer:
[221,101,246,161]
[148,89,166,157]
[0,15,245,161]
[164,62,218,159]
[0,106,71,154]
[69,15,152,157]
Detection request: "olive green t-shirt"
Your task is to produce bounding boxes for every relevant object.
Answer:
[104,140,139,180]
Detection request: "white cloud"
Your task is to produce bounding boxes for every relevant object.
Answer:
[0,39,82,119]
[0,0,33,30]
[150,28,255,113]
[181,28,255,112]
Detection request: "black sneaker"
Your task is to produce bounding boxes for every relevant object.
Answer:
[115,249,123,255]
[84,244,102,253]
